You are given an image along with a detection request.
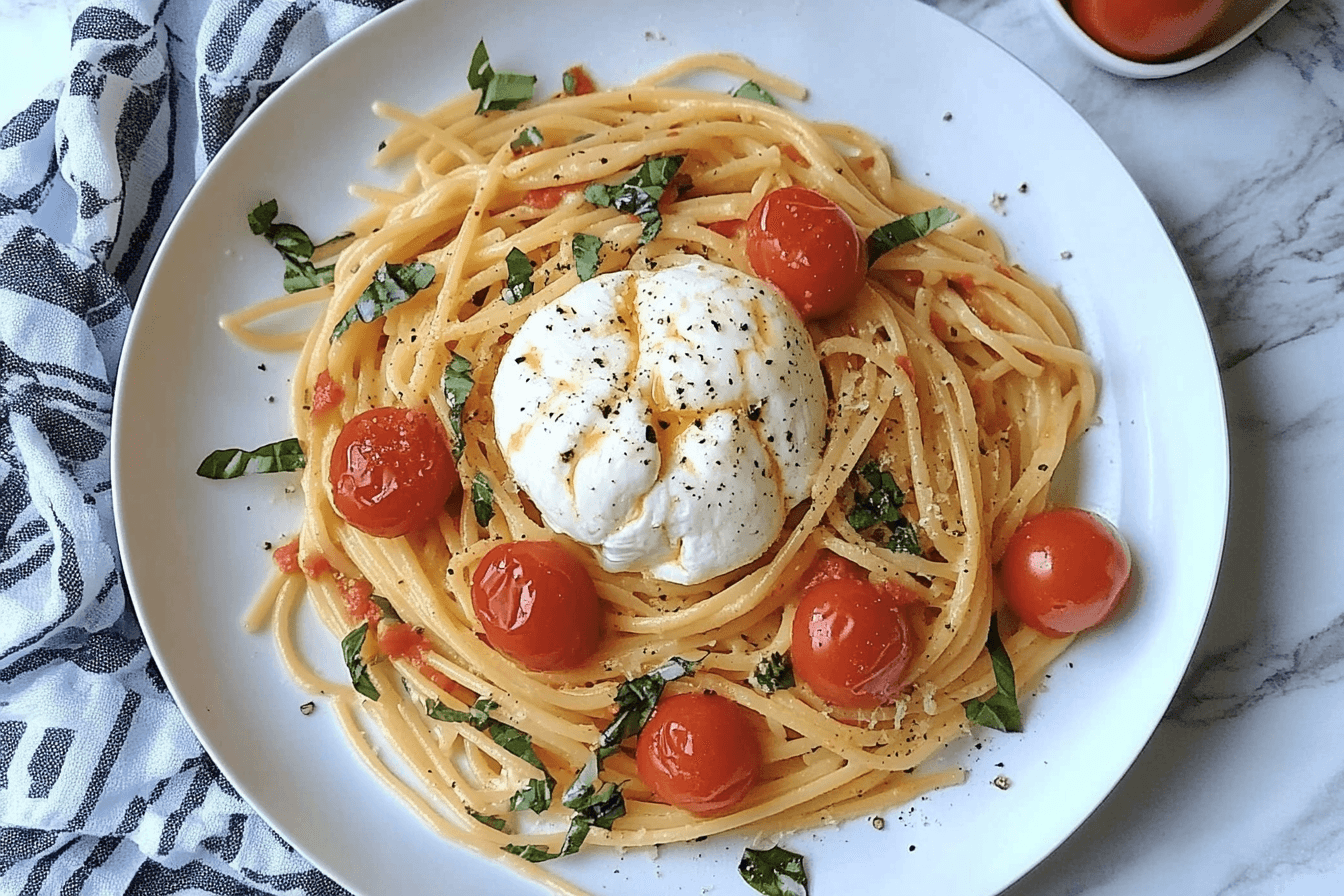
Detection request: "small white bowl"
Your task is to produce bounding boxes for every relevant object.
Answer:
[1039,0,1292,78]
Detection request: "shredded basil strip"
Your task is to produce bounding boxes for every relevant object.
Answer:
[572,233,603,281]
[426,697,556,811]
[732,80,778,105]
[330,261,436,342]
[472,472,495,527]
[886,520,923,557]
[195,437,306,480]
[583,155,684,244]
[749,652,795,693]
[441,353,474,461]
[739,845,809,896]
[509,126,544,152]
[247,198,337,293]
[500,247,534,304]
[848,461,906,530]
[467,809,508,831]
[467,39,536,113]
[341,624,379,701]
[867,206,958,266]
[964,615,1023,732]
[596,656,698,760]
[368,594,402,624]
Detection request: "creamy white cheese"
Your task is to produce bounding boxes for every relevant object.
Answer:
[492,259,827,585]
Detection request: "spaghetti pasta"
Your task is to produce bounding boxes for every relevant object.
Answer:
[230,51,1098,888]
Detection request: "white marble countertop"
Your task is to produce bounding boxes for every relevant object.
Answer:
[3,0,1341,894]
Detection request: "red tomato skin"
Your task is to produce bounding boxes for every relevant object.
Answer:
[746,187,868,320]
[328,407,458,539]
[1067,0,1230,62]
[792,577,915,708]
[311,369,345,416]
[470,541,601,671]
[999,508,1131,638]
[636,693,762,816]
[272,539,301,574]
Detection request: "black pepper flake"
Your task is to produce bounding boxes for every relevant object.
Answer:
[560,449,575,462]
[645,425,657,443]
[299,702,316,716]
[257,363,267,371]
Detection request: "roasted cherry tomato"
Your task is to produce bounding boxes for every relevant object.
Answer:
[329,407,457,538]
[791,576,915,708]
[998,507,1131,638]
[746,186,867,320]
[1067,0,1229,62]
[470,541,601,671]
[636,692,761,816]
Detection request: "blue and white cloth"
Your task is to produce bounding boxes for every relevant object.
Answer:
[0,2,400,892]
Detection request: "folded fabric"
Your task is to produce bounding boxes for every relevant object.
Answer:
[0,2,399,893]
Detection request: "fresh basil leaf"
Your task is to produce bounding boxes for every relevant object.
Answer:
[739,845,808,896]
[341,624,379,701]
[749,652,795,693]
[510,126,544,153]
[330,261,436,342]
[472,472,495,527]
[196,437,306,480]
[867,206,958,266]
[441,352,474,461]
[467,40,536,113]
[427,696,555,810]
[569,781,625,830]
[467,808,508,831]
[247,199,335,293]
[596,656,698,760]
[886,519,923,557]
[427,696,499,727]
[562,69,578,95]
[964,615,1023,733]
[369,594,403,624]
[500,247,534,304]
[572,233,603,281]
[509,777,552,813]
[847,460,906,531]
[732,80,778,105]
[583,155,684,244]
[502,842,563,863]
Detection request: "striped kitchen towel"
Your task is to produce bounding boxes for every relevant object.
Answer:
[0,1,398,893]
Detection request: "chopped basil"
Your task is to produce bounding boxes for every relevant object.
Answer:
[500,247,534,304]
[848,461,906,530]
[196,437,306,479]
[583,155,684,244]
[467,808,508,831]
[867,206,958,266]
[247,198,337,293]
[441,353,474,461]
[467,40,536,114]
[369,594,403,624]
[330,261,437,341]
[964,615,1023,733]
[596,655,698,760]
[886,520,923,557]
[503,822,589,864]
[341,623,379,701]
[749,652,795,693]
[732,80,778,105]
[471,472,495,527]
[509,126,544,153]
[426,697,556,811]
[572,232,603,281]
[739,845,808,896]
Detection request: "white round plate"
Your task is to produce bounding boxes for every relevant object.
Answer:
[112,1,1229,895]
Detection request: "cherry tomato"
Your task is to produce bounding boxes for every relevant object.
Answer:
[470,541,601,671]
[1067,0,1229,62]
[746,186,867,320]
[998,507,1131,638]
[328,407,458,538]
[636,692,761,816]
[791,576,915,708]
